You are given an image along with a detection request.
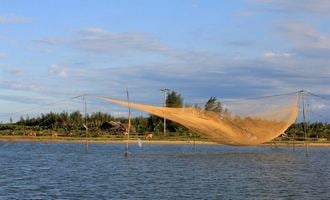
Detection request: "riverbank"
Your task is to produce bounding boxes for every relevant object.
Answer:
[0,135,330,147]
[0,135,215,145]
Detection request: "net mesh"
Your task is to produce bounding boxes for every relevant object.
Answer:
[98,93,298,145]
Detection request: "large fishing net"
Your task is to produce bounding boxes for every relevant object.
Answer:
[98,93,298,145]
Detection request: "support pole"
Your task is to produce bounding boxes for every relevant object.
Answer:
[125,89,131,158]
[83,95,89,151]
[300,90,308,157]
[193,132,196,151]
[292,119,296,152]
[160,88,170,137]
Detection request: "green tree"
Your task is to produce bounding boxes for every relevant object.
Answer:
[132,116,148,134]
[166,91,183,107]
[204,97,223,113]
[147,115,162,133]
[147,90,186,134]
[165,91,186,133]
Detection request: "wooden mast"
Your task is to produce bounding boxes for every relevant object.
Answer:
[83,94,89,151]
[125,89,131,158]
[300,90,308,157]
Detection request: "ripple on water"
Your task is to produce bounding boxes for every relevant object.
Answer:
[0,142,329,199]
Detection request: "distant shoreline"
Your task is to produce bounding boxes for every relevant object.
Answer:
[0,136,329,147]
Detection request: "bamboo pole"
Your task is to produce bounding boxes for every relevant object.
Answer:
[125,89,131,158]
[301,90,308,157]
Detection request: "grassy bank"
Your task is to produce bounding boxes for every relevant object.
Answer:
[0,135,211,144]
[1,135,330,147]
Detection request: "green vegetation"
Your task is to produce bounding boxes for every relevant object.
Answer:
[145,91,187,133]
[204,96,225,113]
[0,92,329,142]
[285,122,330,140]
[1,113,329,141]
[0,91,190,138]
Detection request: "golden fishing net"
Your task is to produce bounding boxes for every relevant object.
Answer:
[98,93,298,145]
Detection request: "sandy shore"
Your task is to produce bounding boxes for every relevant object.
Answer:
[0,136,329,147]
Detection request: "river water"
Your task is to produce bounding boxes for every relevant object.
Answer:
[0,142,329,199]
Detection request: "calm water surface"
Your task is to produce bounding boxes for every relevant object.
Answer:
[0,142,329,199]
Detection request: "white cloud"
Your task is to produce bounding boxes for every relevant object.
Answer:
[312,102,326,110]
[280,22,330,50]
[0,15,28,24]
[23,26,330,108]
[0,53,7,59]
[80,27,108,35]
[0,81,45,92]
[236,10,256,17]
[33,37,64,45]
[73,27,168,55]
[70,27,223,66]
[264,51,292,58]
[0,94,50,105]
[0,65,23,76]
[253,0,330,15]
[8,69,23,76]
[49,64,67,77]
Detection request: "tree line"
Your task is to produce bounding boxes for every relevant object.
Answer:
[0,91,329,140]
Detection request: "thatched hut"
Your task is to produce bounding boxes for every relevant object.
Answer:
[100,121,135,135]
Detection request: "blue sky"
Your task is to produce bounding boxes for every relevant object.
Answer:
[0,0,330,122]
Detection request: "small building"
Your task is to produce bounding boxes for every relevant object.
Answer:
[100,121,135,134]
